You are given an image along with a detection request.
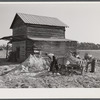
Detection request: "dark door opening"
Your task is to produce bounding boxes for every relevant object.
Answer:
[16,47,20,59]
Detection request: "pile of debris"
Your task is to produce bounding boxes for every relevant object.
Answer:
[0,53,85,76]
[20,54,49,73]
[0,54,50,77]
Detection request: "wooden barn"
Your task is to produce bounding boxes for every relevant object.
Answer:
[1,13,77,62]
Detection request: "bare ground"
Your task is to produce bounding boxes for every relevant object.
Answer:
[0,58,100,88]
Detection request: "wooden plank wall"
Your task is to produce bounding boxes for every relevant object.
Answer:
[33,41,77,57]
[13,25,27,36]
[11,15,25,29]
[12,41,26,61]
[25,40,77,60]
[27,26,65,39]
[26,40,34,57]
[12,15,27,36]
[12,40,77,61]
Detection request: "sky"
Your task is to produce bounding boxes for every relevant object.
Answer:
[0,2,100,45]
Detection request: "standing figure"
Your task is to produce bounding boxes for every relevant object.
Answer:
[90,58,96,73]
[84,53,92,72]
[85,60,91,72]
[46,53,59,74]
[50,56,58,73]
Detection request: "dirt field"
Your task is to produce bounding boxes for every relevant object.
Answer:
[0,58,99,88]
[0,50,100,88]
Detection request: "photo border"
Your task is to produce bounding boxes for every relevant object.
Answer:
[0,1,100,100]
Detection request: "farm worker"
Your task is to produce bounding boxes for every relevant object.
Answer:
[46,53,59,73]
[47,53,54,72]
[90,57,96,73]
[51,55,59,74]
[48,53,54,60]
[84,54,92,72]
[84,53,90,60]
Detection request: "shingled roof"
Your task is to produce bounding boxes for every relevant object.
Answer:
[10,13,68,28]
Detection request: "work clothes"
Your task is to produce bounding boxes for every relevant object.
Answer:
[50,56,59,73]
[90,58,95,72]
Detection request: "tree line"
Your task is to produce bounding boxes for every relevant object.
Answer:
[77,42,100,50]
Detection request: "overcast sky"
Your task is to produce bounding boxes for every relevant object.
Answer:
[0,2,100,45]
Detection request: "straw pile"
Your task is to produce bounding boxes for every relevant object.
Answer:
[20,54,49,72]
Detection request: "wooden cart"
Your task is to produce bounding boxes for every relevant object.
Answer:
[57,56,84,75]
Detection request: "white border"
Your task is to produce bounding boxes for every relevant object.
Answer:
[0,88,100,98]
[0,2,100,4]
[0,2,100,98]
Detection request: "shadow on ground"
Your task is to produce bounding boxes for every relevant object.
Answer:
[0,58,20,66]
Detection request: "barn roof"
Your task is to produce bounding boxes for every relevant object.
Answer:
[0,35,77,42]
[28,36,76,42]
[10,13,68,28]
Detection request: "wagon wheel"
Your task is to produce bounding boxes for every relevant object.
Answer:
[69,64,82,75]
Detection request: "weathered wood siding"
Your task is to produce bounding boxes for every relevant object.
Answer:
[26,40,34,57]
[27,25,65,39]
[11,15,27,36]
[34,41,77,57]
[26,40,77,58]
[13,25,27,36]
[12,41,26,61]
[35,41,66,57]
[11,15,25,29]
